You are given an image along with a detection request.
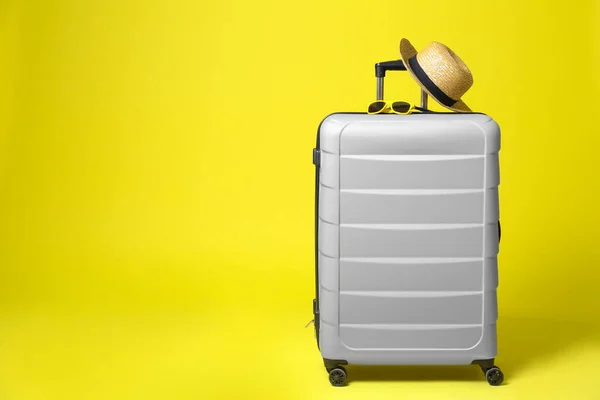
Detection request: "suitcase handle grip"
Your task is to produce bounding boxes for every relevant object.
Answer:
[375,60,407,78]
[374,59,428,107]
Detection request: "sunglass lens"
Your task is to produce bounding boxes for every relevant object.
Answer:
[391,102,411,113]
[368,101,386,114]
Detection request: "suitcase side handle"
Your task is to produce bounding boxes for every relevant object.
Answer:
[374,59,428,108]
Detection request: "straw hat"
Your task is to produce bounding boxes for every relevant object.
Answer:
[399,38,473,112]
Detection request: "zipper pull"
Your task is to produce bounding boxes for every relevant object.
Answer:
[305,319,315,328]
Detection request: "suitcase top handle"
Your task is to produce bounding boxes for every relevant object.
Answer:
[374,59,428,108]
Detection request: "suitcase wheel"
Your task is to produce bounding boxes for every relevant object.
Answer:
[484,366,504,386]
[328,367,347,387]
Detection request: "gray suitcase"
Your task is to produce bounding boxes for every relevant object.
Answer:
[311,60,503,386]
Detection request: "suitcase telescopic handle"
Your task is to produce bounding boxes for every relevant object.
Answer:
[374,59,428,108]
[375,60,407,77]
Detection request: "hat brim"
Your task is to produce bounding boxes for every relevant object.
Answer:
[399,38,471,113]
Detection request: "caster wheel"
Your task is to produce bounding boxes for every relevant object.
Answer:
[485,366,504,386]
[328,367,347,387]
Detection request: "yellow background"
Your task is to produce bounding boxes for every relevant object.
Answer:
[1,0,600,398]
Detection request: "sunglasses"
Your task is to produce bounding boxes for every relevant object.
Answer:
[367,101,429,115]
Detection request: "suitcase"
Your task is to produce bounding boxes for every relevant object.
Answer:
[311,60,503,386]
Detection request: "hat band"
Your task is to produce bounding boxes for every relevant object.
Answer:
[408,56,458,107]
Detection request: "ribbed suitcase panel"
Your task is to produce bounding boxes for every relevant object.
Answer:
[341,155,484,190]
[319,252,339,292]
[340,119,486,155]
[340,225,484,258]
[341,189,486,224]
[339,291,482,325]
[319,185,339,224]
[340,258,485,291]
[340,324,483,350]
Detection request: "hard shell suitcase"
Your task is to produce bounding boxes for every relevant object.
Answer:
[311,60,503,386]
